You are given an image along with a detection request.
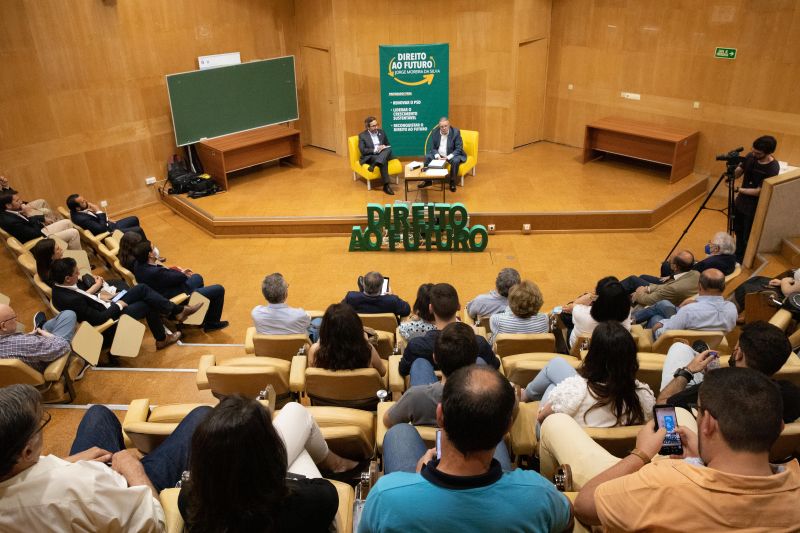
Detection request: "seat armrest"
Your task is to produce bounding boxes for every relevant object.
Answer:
[376,401,396,453]
[123,398,151,449]
[196,354,216,389]
[95,319,116,334]
[159,488,184,533]
[388,355,404,398]
[96,231,111,241]
[43,354,70,382]
[307,309,324,319]
[169,293,189,305]
[509,401,539,458]
[244,326,255,354]
[289,355,307,393]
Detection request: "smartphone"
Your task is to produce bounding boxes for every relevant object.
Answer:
[706,350,720,371]
[381,277,390,295]
[111,290,128,303]
[435,429,442,460]
[653,404,683,456]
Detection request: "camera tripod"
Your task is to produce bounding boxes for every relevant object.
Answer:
[664,163,737,262]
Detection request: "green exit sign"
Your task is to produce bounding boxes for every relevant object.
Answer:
[714,47,737,59]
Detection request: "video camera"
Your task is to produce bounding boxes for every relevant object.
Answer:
[715,147,745,164]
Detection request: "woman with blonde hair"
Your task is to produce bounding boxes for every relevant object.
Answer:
[489,279,549,342]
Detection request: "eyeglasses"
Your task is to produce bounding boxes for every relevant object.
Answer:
[34,412,52,435]
[0,315,17,328]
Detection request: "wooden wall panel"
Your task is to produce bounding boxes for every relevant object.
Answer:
[543,0,800,175]
[0,0,295,213]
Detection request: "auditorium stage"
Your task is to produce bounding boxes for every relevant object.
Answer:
[161,142,709,237]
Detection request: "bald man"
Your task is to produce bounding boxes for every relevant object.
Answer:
[631,250,700,323]
[644,269,738,338]
[0,304,76,372]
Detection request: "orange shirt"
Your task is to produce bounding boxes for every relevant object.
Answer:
[595,457,800,532]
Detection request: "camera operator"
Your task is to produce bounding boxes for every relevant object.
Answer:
[732,135,779,262]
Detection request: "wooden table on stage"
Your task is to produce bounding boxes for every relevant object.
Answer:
[582,117,699,183]
[195,125,303,191]
[404,168,449,202]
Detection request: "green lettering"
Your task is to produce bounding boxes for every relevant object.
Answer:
[349,226,365,251]
[453,227,470,251]
[468,225,489,251]
[366,204,385,230]
[450,203,468,229]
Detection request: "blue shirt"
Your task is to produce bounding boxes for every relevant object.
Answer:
[251,303,311,335]
[358,461,571,533]
[656,295,737,339]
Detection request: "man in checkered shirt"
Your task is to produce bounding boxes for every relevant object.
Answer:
[0,304,75,372]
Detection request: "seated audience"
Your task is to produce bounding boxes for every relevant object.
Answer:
[572,368,800,530]
[488,279,549,342]
[397,283,436,342]
[562,276,631,349]
[133,240,228,332]
[658,321,800,423]
[0,304,76,373]
[66,193,146,238]
[31,238,127,294]
[645,269,737,338]
[361,365,572,532]
[0,175,60,223]
[0,193,81,250]
[521,321,654,431]
[399,283,500,376]
[308,303,386,376]
[734,268,800,311]
[252,272,314,337]
[179,396,358,533]
[117,230,143,271]
[0,384,210,531]
[465,267,520,320]
[50,257,201,350]
[630,250,700,321]
[621,233,737,295]
[342,271,410,318]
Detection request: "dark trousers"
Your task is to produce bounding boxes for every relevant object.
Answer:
[111,216,146,240]
[363,149,392,185]
[185,274,225,325]
[70,404,211,492]
[620,261,671,293]
[121,283,180,341]
[733,208,753,263]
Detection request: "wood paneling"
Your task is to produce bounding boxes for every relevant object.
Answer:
[543,0,800,175]
[0,0,295,214]
[514,38,548,147]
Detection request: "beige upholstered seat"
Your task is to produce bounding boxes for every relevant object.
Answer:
[358,313,399,338]
[493,333,556,357]
[244,326,310,360]
[294,355,387,410]
[0,354,75,403]
[196,354,302,406]
[646,329,727,354]
[500,353,580,388]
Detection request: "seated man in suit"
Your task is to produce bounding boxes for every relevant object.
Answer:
[421,116,467,193]
[0,193,81,250]
[0,383,211,532]
[66,193,146,239]
[50,257,201,350]
[132,241,228,333]
[0,175,61,223]
[629,250,700,324]
[358,116,395,195]
[343,271,411,319]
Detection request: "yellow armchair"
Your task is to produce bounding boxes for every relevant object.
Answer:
[347,135,402,190]
[457,129,479,186]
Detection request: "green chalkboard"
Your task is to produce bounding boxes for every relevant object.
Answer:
[166,56,298,146]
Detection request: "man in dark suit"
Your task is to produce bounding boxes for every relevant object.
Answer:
[50,257,201,350]
[358,116,395,195]
[132,241,228,333]
[422,117,466,193]
[0,193,81,249]
[66,194,146,238]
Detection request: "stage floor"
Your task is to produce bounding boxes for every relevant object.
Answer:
[183,142,708,217]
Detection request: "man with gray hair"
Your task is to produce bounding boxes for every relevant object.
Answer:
[466,267,521,320]
[343,271,411,318]
[0,384,211,531]
[251,272,314,337]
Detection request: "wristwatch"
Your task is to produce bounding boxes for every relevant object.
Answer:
[673,367,694,381]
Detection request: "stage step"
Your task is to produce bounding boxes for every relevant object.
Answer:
[756,253,794,279]
[780,236,800,267]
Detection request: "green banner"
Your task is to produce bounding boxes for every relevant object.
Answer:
[379,43,449,157]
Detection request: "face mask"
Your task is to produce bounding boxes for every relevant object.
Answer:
[704,244,713,255]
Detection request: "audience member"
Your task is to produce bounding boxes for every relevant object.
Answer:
[342,271,410,318]
[622,249,697,296]
[179,397,358,532]
[252,272,314,338]
[361,365,572,532]
[489,279,549,342]
[133,240,228,332]
[397,283,436,342]
[308,303,386,376]
[658,321,800,423]
[66,193,146,238]
[117,230,142,271]
[573,367,800,530]
[400,283,500,376]
[465,267,520,320]
[0,175,60,223]
[0,384,211,531]
[0,193,81,250]
[644,269,737,338]
[562,276,631,349]
[521,321,654,432]
[31,238,127,293]
[734,268,800,311]
[630,250,700,320]
[0,304,76,373]
[50,257,201,350]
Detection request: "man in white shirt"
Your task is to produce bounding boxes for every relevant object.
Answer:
[422,117,467,192]
[251,272,316,339]
[0,384,211,532]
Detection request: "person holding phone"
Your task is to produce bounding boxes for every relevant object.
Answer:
[571,367,800,531]
[342,271,410,319]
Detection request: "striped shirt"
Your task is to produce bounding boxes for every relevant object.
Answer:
[489,309,549,342]
[0,332,70,372]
